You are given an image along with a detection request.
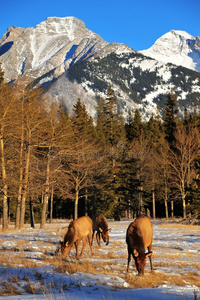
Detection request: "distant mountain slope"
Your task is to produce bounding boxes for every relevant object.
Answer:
[45,52,200,120]
[0,17,200,121]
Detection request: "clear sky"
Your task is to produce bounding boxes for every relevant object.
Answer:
[1,0,200,51]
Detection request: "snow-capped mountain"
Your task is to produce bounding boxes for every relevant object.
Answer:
[140,30,200,73]
[0,17,200,121]
[0,17,133,83]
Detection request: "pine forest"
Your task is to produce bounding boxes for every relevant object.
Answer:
[0,65,200,230]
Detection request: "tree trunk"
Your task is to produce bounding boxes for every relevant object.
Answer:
[15,107,24,229]
[128,199,132,219]
[171,200,174,218]
[138,185,143,216]
[29,198,35,228]
[164,179,169,219]
[41,194,48,229]
[93,188,97,215]
[40,152,50,229]
[20,140,31,229]
[152,188,156,219]
[2,183,8,230]
[74,182,79,220]
[182,194,186,219]
[15,141,24,229]
[0,131,8,230]
[85,187,88,216]
[50,186,54,223]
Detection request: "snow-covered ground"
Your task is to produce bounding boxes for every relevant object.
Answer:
[0,219,199,299]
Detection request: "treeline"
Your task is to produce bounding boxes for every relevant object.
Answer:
[0,67,200,230]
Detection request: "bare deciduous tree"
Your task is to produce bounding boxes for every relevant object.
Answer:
[168,125,200,218]
[0,84,17,230]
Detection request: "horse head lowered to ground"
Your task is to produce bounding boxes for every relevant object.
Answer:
[60,216,93,258]
[126,215,153,276]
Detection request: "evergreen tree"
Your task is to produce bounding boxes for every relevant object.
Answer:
[146,114,163,144]
[125,109,143,141]
[163,89,179,145]
[183,107,189,127]
[72,98,95,139]
[96,97,106,144]
[103,86,126,148]
[94,87,127,219]
[125,110,134,142]
[188,157,200,216]
[116,153,140,218]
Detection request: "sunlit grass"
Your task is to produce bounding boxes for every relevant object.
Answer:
[0,220,200,297]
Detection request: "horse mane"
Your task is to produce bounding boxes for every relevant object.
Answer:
[63,220,75,245]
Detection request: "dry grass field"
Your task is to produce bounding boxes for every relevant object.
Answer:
[0,219,199,299]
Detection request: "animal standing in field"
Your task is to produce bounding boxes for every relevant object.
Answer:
[92,213,111,246]
[60,216,93,258]
[126,215,153,276]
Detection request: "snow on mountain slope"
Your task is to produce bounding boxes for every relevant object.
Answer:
[45,50,200,122]
[140,30,200,72]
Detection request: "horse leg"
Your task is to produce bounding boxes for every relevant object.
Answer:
[96,232,100,246]
[127,249,131,272]
[80,238,87,257]
[92,229,95,246]
[75,240,80,258]
[148,244,153,271]
[88,233,93,255]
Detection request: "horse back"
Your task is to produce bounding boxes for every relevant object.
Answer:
[126,215,153,250]
[74,216,93,239]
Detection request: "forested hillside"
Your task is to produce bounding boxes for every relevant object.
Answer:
[0,64,200,230]
[66,52,200,117]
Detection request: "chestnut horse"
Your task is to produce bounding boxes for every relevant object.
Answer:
[60,216,93,258]
[126,215,153,276]
[92,213,111,246]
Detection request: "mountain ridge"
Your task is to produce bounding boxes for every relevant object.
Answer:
[0,17,200,121]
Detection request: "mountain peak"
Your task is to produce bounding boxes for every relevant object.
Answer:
[140,30,200,72]
[169,30,195,40]
[36,16,86,34]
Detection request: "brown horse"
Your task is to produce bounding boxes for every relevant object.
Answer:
[92,213,111,246]
[126,215,153,276]
[60,216,93,258]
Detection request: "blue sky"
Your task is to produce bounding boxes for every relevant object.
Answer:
[1,0,200,51]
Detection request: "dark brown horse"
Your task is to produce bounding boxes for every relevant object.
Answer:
[92,213,111,246]
[126,215,153,276]
[60,216,93,258]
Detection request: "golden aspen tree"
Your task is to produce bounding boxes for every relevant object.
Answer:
[0,83,17,230]
[18,87,48,228]
[39,103,74,228]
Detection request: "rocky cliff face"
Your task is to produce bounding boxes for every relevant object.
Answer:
[0,17,133,84]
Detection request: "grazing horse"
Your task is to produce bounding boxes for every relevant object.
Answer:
[92,213,111,246]
[126,215,153,276]
[60,216,93,258]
